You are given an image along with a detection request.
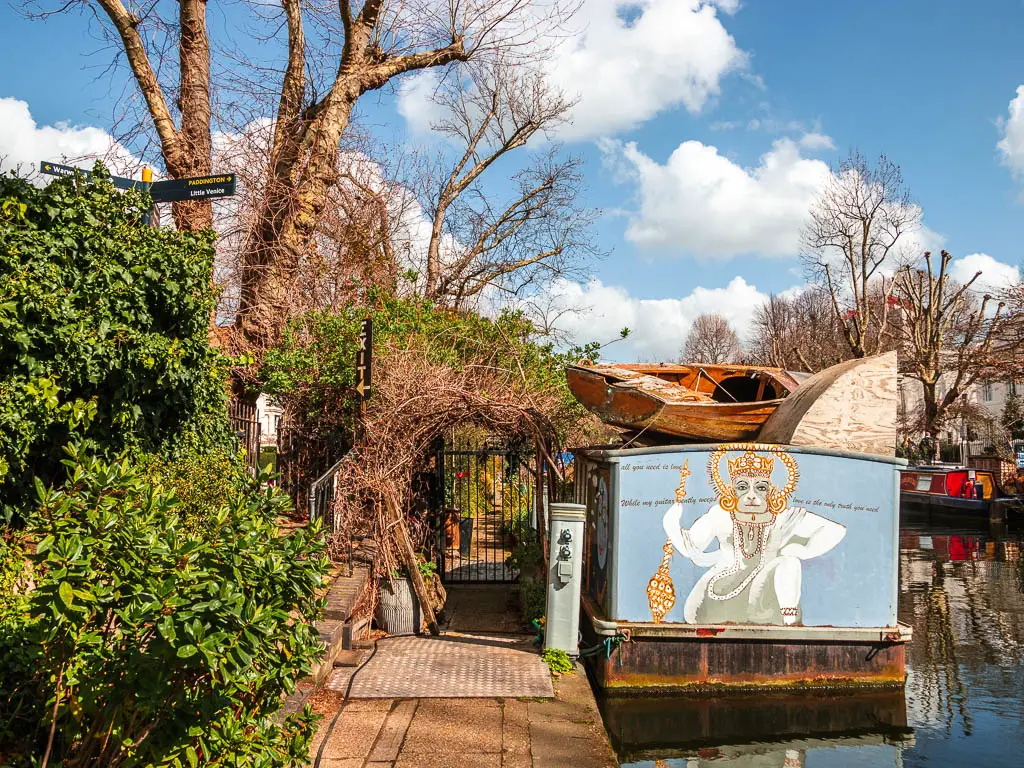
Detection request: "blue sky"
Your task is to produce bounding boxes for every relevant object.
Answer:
[2,1,1023,360]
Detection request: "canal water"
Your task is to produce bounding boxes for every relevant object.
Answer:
[597,511,1024,766]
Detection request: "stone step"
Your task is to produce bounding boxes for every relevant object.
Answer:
[332,649,367,667]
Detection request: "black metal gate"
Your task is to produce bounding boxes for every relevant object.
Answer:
[228,400,262,474]
[433,438,540,583]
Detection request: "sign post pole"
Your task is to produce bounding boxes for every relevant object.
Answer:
[140,167,157,227]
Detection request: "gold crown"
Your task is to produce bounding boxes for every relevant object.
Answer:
[727,451,774,478]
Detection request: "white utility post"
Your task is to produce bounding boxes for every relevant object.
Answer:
[544,502,587,657]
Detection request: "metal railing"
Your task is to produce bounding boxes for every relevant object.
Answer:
[308,455,354,576]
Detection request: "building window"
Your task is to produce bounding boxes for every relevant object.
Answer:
[982,383,993,402]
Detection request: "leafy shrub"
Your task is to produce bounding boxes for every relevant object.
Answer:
[0,166,227,521]
[541,648,574,676]
[507,536,544,579]
[260,292,603,442]
[519,581,546,626]
[139,437,249,536]
[0,446,329,766]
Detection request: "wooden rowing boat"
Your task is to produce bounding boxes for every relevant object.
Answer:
[565,362,803,442]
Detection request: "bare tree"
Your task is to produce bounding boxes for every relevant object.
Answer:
[681,314,741,364]
[24,1,217,232]
[801,151,919,358]
[893,250,1005,459]
[26,1,575,344]
[411,59,596,308]
[748,288,851,372]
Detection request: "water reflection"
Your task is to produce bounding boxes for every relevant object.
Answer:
[898,512,1024,765]
[623,737,905,767]
[601,512,1024,766]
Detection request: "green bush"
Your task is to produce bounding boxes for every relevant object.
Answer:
[519,581,546,626]
[541,648,573,676]
[0,445,329,766]
[139,438,250,536]
[0,166,227,521]
[507,536,544,577]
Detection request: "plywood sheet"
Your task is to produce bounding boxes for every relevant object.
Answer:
[757,352,897,456]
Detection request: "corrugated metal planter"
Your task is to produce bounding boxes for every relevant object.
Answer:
[376,577,420,635]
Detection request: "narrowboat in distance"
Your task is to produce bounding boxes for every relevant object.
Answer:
[900,464,1002,514]
[565,361,804,442]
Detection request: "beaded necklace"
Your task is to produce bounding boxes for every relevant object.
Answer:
[707,517,775,601]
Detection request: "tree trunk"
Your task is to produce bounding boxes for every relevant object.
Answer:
[170,0,214,232]
[94,0,214,233]
[236,95,358,344]
[921,380,941,462]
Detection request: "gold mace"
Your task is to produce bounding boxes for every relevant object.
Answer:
[646,460,689,623]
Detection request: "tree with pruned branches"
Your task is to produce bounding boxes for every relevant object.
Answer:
[893,250,1006,459]
[801,151,919,359]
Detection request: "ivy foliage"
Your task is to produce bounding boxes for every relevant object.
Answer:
[0,446,328,767]
[260,292,602,441]
[0,165,226,521]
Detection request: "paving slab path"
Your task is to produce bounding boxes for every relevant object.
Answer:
[299,584,617,767]
[306,662,616,768]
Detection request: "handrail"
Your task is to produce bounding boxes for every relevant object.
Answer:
[307,455,349,522]
[307,453,354,576]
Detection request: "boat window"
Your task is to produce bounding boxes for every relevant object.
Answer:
[710,375,780,402]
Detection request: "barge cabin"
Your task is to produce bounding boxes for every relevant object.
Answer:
[900,465,1000,514]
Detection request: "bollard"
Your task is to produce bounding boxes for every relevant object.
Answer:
[544,502,587,658]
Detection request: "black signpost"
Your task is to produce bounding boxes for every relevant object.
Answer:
[39,161,144,191]
[355,319,373,402]
[39,162,237,225]
[150,173,237,203]
[354,319,373,444]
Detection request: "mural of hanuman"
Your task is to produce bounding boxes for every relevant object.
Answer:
[662,445,846,626]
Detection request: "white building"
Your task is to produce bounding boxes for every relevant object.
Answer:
[898,374,1020,446]
[255,393,284,446]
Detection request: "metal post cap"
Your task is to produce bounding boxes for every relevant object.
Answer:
[549,502,587,521]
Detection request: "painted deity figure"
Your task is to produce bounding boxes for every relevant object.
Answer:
[662,446,846,625]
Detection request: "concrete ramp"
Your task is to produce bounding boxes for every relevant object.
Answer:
[333,633,554,699]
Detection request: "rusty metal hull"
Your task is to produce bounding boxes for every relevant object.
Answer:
[581,604,908,693]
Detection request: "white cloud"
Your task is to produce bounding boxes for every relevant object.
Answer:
[0,97,138,176]
[797,132,835,151]
[543,275,780,361]
[602,135,943,262]
[948,252,1019,294]
[603,136,832,258]
[997,85,1024,176]
[396,70,449,136]
[398,0,747,141]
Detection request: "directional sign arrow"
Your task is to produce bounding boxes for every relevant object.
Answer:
[39,160,142,190]
[150,173,236,203]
